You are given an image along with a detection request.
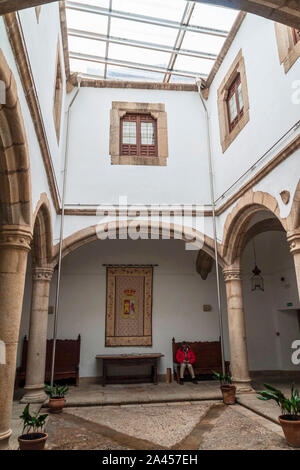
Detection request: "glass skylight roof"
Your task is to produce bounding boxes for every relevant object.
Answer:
[65,0,239,83]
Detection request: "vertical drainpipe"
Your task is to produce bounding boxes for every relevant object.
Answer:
[196,78,226,376]
[50,76,82,387]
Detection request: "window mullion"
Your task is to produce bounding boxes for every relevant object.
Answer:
[235,89,240,117]
[137,115,141,155]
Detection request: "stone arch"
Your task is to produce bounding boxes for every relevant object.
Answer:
[1,1,300,29]
[287,178,300,232]
[50,220,226,269]
[221,189,287,265]
[0,49,32,228]
[31,193,53,267]
[199,1,300,29]
[241,217,284,253]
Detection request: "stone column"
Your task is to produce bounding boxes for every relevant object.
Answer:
[0,226,32,450]
[223,266,253,393]
[21,266,54,403]
[287,229,300,300]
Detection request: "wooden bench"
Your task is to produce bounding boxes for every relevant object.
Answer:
[172,337,230,383]
[16,335,81,387]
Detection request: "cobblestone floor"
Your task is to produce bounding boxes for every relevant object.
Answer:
[45,401,296,451]
[13,378,300,450]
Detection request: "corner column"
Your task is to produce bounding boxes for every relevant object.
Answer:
[0,226,32,450]
[223,266,253,393]
[287,229,300,300]
[21,266,54,403]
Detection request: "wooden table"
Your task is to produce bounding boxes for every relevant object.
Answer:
[96,353,164,387]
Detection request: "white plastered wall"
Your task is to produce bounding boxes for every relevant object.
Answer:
[0,11,59,232]
[64,87,210,206]
[18,3,67,186]
[207,14,300,221]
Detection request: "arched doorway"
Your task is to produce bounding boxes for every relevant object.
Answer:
[18,194,54,403]
[221,189,300,390]
[35,220,229,385]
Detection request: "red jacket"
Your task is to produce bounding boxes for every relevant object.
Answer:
[176,347,196,364]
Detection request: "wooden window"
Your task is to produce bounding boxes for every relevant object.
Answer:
[274,23,300,73]
[110,102,168,166]
[120,113,157,157]
[226,74,244,132]
[217,50,249,153]
[292,28,300,46]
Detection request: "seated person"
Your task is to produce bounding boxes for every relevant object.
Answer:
[176,341,197,385]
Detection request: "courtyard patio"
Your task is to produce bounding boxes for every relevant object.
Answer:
[10,377,300,450]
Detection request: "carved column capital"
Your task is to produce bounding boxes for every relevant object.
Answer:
[32,266,54,282]
[0,225,32,251]
[287,229,300,255]
[223,267,242,282]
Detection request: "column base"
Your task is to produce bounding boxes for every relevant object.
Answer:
[20,384,47,404]
[0,429,12,450]
[233,378,255,394]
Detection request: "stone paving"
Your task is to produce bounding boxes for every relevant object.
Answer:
[57,380,222,407]
[198,404,292,450]
[11,378,300,450]
[64,401,213,448]
[45,401,296,450]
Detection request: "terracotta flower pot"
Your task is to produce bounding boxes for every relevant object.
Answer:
[221,384,236,405]
[279,415,300,447]
[18,433,48,450]
[48,397,66,413]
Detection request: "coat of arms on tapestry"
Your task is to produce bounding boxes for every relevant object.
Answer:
[105,267,153,346]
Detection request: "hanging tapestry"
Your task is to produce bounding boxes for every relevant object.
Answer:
[105,266,153,346]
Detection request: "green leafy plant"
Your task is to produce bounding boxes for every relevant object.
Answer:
[45,383,69,398]
[212,370,232,386]
[20,404,48,435]
[257,383,300,420]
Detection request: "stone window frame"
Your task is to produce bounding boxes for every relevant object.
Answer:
[217,49,249,154]
[110,101,168,166]
[53,42,63,143]
[274,23,300,74]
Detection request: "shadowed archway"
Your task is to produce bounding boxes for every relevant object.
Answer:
[221,190,287,266]
[49,220,226,270]
[31,193,53,267]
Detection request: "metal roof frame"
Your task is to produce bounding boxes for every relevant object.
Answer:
[66,0,236,82]
[69,51,208,78]
[163,1,195,83]
[68,28,218,60]
[66,1,229,37]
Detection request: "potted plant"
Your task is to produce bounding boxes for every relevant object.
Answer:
[257,383,300,447]
[18,404,48,450]
[45,383,68,413]
[212,370,236,405]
